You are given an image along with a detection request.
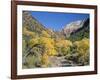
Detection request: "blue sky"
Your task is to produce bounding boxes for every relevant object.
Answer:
[29,11,89,31]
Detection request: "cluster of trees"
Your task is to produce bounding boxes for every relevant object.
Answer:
[65,38,89,65]
[22,26,89,68]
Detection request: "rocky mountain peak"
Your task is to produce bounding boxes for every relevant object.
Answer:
[62,20,85,37]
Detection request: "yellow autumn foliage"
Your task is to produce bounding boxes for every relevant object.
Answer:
[55,39,72,55]
[74,38,89,56]
[29,38,39,48]
[41,53,49,67]
[56,39,72,47]
[23,27,35,37]
[39,37,57,56]
[42,30,51,38]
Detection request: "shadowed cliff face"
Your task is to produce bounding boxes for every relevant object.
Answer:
[66,19,89,41]
[62,19,89,39]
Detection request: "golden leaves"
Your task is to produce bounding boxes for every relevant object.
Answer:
[23,27,36,37]
[41,30,51,38]
[39,37,57,56]
[74,38,89,55]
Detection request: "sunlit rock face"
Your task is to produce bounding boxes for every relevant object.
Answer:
[62,20,85,37]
